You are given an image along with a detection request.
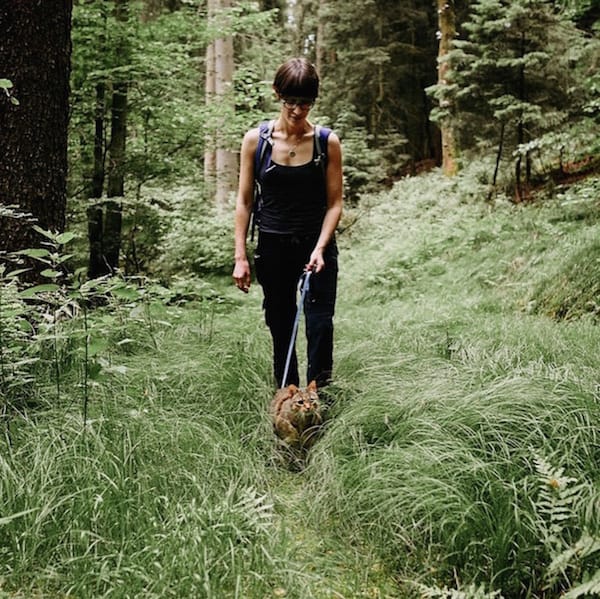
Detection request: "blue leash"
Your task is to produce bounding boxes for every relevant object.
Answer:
[281,269,312,388]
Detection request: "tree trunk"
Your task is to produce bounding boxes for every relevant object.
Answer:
[87,81,107,278]
[0,2,72,280]
[205,0,237,205]
[204,0,217,198]
[489,122,505,202]
[104,81,127,271]
[515,31,526,202]
[214,6,237,206]
[316,0,326,76]
[104,0,129,273]
[436,0,458,176]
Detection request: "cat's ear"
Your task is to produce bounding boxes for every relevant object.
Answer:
[287,384,299,396]
[307,380,317,392]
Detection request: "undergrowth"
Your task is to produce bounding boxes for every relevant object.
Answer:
[1,171,599,597]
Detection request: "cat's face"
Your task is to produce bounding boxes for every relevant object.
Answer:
[272,380,322,448]
[286,380,320,416]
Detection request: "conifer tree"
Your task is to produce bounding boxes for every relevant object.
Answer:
[306,0,440,192]
[443,0,591,198]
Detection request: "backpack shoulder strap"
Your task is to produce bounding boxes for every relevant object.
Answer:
[313,124,332,173]
[251,120,275,241]
[255,119,275,178]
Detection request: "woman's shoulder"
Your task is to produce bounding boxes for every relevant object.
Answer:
[243,120,279,154]
[314,123,339,141]
[243,126,261,143]
[320,127,341,151]
[241,126,261,156]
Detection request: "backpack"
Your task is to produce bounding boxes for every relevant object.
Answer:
[250,119,331,240]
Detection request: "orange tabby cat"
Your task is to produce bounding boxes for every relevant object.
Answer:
[270,380,322,449]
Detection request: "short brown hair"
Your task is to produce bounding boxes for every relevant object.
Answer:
[273,57,319,99]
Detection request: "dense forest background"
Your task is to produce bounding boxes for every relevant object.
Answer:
[2,0,599,281]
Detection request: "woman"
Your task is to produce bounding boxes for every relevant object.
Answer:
[232,57,343,389]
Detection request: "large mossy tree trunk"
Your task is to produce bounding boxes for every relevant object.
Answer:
[0,1,72,281]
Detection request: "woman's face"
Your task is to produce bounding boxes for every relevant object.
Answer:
[277,93,315,125]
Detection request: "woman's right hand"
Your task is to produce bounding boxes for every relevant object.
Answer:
[233,258,251,293]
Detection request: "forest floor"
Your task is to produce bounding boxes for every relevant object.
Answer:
[3,171,600,598]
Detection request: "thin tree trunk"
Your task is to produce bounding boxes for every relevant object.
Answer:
[515,31,526,202]
[489,122,505,202]
[316,0,326,75]
[104,0,129,272]
[204,0,217,198]
[515,123,524,202]
[211,0,237,205]
[92,82,106,199]
[0,2,72,281]
[437,0,458,176]
[87,81,106,278]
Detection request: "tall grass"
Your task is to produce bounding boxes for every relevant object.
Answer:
[0,291,398,597]
[1,172,599,597]
[304,173,600,596]
[0,397,284,597]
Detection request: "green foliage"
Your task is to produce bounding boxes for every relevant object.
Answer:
[0,266,38,406]
[69,1,209,195]
[68,1,287,276]
[534,455,600,597]
[0,226,79,409]
[0,406,282,597]
[558,0,600,28]
[331,109,387,202]
[0,220,205,421]
[149,188,234,278]
[315,0,439,187]
[530,178,600,321]
[69,0,285,198]
[413,582,503,599]
[2,165,600,596]
[305,170,600,596]
[429,0,599,187]
[532,236,600,322]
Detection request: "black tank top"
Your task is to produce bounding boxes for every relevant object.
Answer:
[257,134,327,236]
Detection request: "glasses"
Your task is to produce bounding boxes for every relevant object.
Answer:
[280,96,315,109]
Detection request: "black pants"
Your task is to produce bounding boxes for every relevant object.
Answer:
[254,232,338,389]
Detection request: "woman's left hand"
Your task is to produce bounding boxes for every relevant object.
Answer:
[307,247,325,273]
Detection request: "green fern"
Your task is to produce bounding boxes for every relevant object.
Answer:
[563,568,600,598]
[412,582,503,598]
[534,454,580,555]
[533,455,600,595]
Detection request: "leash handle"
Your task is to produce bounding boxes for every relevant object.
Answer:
[281,269,313,388]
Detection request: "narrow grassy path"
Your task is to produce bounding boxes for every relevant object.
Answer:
[143,283,404,598]
[267,469,401,599]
